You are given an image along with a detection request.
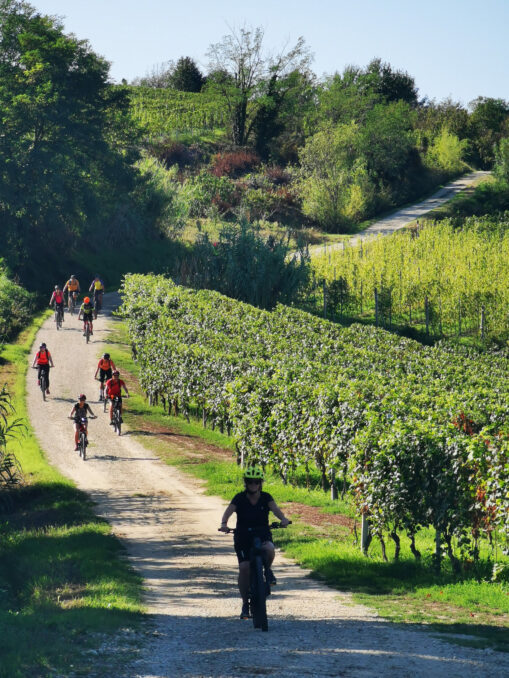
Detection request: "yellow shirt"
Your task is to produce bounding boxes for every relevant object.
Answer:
[93,279,104,290]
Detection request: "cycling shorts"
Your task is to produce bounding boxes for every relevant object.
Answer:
[99,368,112,383]
[234,528,272,564]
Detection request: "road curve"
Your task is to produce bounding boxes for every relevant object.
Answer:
[26,293,508,678]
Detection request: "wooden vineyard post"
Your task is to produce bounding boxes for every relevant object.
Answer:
[330,469,338,500]
[480,305,485,340]
[374,287,379,327]
[361,513,371,555]
[458,298,462,336]
[360,281,363,314]
[425,296,430,336]
[323,280,327,319]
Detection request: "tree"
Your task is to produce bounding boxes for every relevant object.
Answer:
[168,56,204,92]
[494,137,509,183]
[206,25,312,147]
[0,1,143,286]
[131,61,174,87]
[467,97,509,168]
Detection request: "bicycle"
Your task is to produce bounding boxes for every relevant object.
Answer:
[110,395,126,435]
[54,305,64,330]
[70,415,96,460]
[83,318,92,343]
[68,291,78,315]
[93,290,103,319]
[34,366,50,401]
[220,521,290,632]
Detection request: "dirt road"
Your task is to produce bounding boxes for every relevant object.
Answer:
[27,295,508,677]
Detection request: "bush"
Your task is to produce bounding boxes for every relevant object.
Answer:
[0,267,34,341]
[425,127,468,173]
[181,170,239,217]
[146,140,199,169]
[211,150,261,178]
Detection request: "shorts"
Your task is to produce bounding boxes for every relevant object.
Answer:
[82,313,93,321]
[234,528,272,564]
[99,368,112,383]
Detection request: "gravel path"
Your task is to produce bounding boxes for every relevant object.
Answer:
[308,170,491,257]
[27,294,508,678]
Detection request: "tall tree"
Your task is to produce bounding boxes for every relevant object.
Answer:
[169,56,204,92]
[467,97,509,168]
[206,26,311,147]
[0,0,141,284]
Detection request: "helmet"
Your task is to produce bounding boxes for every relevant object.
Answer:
[244,465,264,480]
[84,296,90,303]
[113,370,120,376]
[54,285,60,290]
[39,342,46,349]
[78,394,86,401]
[70,275,75,279]
[103,353,110,359]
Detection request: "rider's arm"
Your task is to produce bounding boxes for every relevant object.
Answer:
[49,293,54,305]
[69,405,76,418]
[86,404,96,417]
[219,503,236,529]
[94,364,100,379]
[123,382,129,397]
[48,352,54,368]
[268,500,290,526]
[31,355,37,368]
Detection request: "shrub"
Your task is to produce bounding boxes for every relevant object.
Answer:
[181,170,239,217]
[211,150,261,178]
[0,267,34,341]
[264,165,291,186]
[147,140,195,169]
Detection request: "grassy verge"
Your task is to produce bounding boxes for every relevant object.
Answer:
[0,314,145,678]
[107,319,509,651]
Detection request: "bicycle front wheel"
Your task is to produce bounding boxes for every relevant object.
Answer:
[79,432,87,460]
[251,556,268,632]
[40,374,47,401]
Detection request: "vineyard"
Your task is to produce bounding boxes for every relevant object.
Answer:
[309,216,509,342]
[120,274,508,572]
[126,86,227,139]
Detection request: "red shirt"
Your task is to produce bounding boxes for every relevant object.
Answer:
[36,349,51,365]
[105,378,125,397]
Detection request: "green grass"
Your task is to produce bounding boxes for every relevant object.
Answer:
[0,314,145,678]
[107,318,509,651]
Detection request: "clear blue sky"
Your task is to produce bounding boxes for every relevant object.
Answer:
[32,0,508,106]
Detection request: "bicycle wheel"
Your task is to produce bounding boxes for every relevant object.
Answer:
[58,310,63,329]
[114,408,121,436]
[85,323,90,343]
[40,373,47,401]
[250,555,268,632]
[55,310,60,330]
[80,432,87,460]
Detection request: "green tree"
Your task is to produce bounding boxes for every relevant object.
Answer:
[0,1,142,286]
[467,97,509,168]
[494,137,509,183]
[168,56,204,92]
[206,25,311,147]
[425,127,467,173]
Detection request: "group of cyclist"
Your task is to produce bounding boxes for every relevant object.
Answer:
[35,273,129,450]
[49,275,105,335]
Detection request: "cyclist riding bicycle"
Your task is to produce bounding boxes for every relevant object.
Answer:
[31,342,55,395]
[94,353,117,401]
[219,465,290,620]
[49,285,65,320]
[63,275,80,309]
[105,370,129,424]
[69,394,96,451]
[78,296,94,335]
[89,276,105,313]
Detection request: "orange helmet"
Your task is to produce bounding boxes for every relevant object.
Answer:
[84,296,90,303]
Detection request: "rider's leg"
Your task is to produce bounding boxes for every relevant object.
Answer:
[238,561,250,604]
[261,542,275,567]
[74,423,79,448]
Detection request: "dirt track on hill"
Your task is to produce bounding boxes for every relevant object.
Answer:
[27,294,509,678]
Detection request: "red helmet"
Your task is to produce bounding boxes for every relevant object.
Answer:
[78,394,86,401]
[84,296,90,303]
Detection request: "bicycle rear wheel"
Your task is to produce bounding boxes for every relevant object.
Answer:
[114,408,121,435]
[250,556,268,632]
[80,432,87,460]
[40,373,47,401]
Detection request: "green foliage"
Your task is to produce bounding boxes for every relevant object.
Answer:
[180,170,238,217]
[312,217,509,341]
[494,137,509,183]
[120,274,509,571]
[0,265,34,340]
[169,56,204,92]
[467,97,509,169]
[425,127,468,172]
[177,220,310,308]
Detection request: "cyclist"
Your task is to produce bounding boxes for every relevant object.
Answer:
[94,353,116,401]
[68,394,96,451]
[63,275,80,310]
[105,370,129,424]
[89,276,105,315]
[31,342,54,395]
[218,465,290,620]
[49,285,65,321]
[78,296,94,335]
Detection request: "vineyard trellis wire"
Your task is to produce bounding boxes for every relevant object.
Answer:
[119,274,509,572]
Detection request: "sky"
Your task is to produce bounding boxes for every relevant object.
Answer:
[30,0,508,107]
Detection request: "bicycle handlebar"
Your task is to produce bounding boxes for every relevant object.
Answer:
[218,521,292,534]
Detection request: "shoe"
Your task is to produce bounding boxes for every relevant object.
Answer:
[83,332,86,336]
[74,445,79,451]
[37,379,40,385]
[46,389,50,395]
[265,568,277,586]
[109,421,114,426]
[240,603,250,619]
[99,393,103,401]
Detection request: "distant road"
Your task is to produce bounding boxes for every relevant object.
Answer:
[308,170,491,257]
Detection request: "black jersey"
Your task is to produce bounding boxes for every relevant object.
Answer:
[231,490,274,530]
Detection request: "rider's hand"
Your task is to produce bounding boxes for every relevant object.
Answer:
[280,518,291,528]
[218,525,230,533]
